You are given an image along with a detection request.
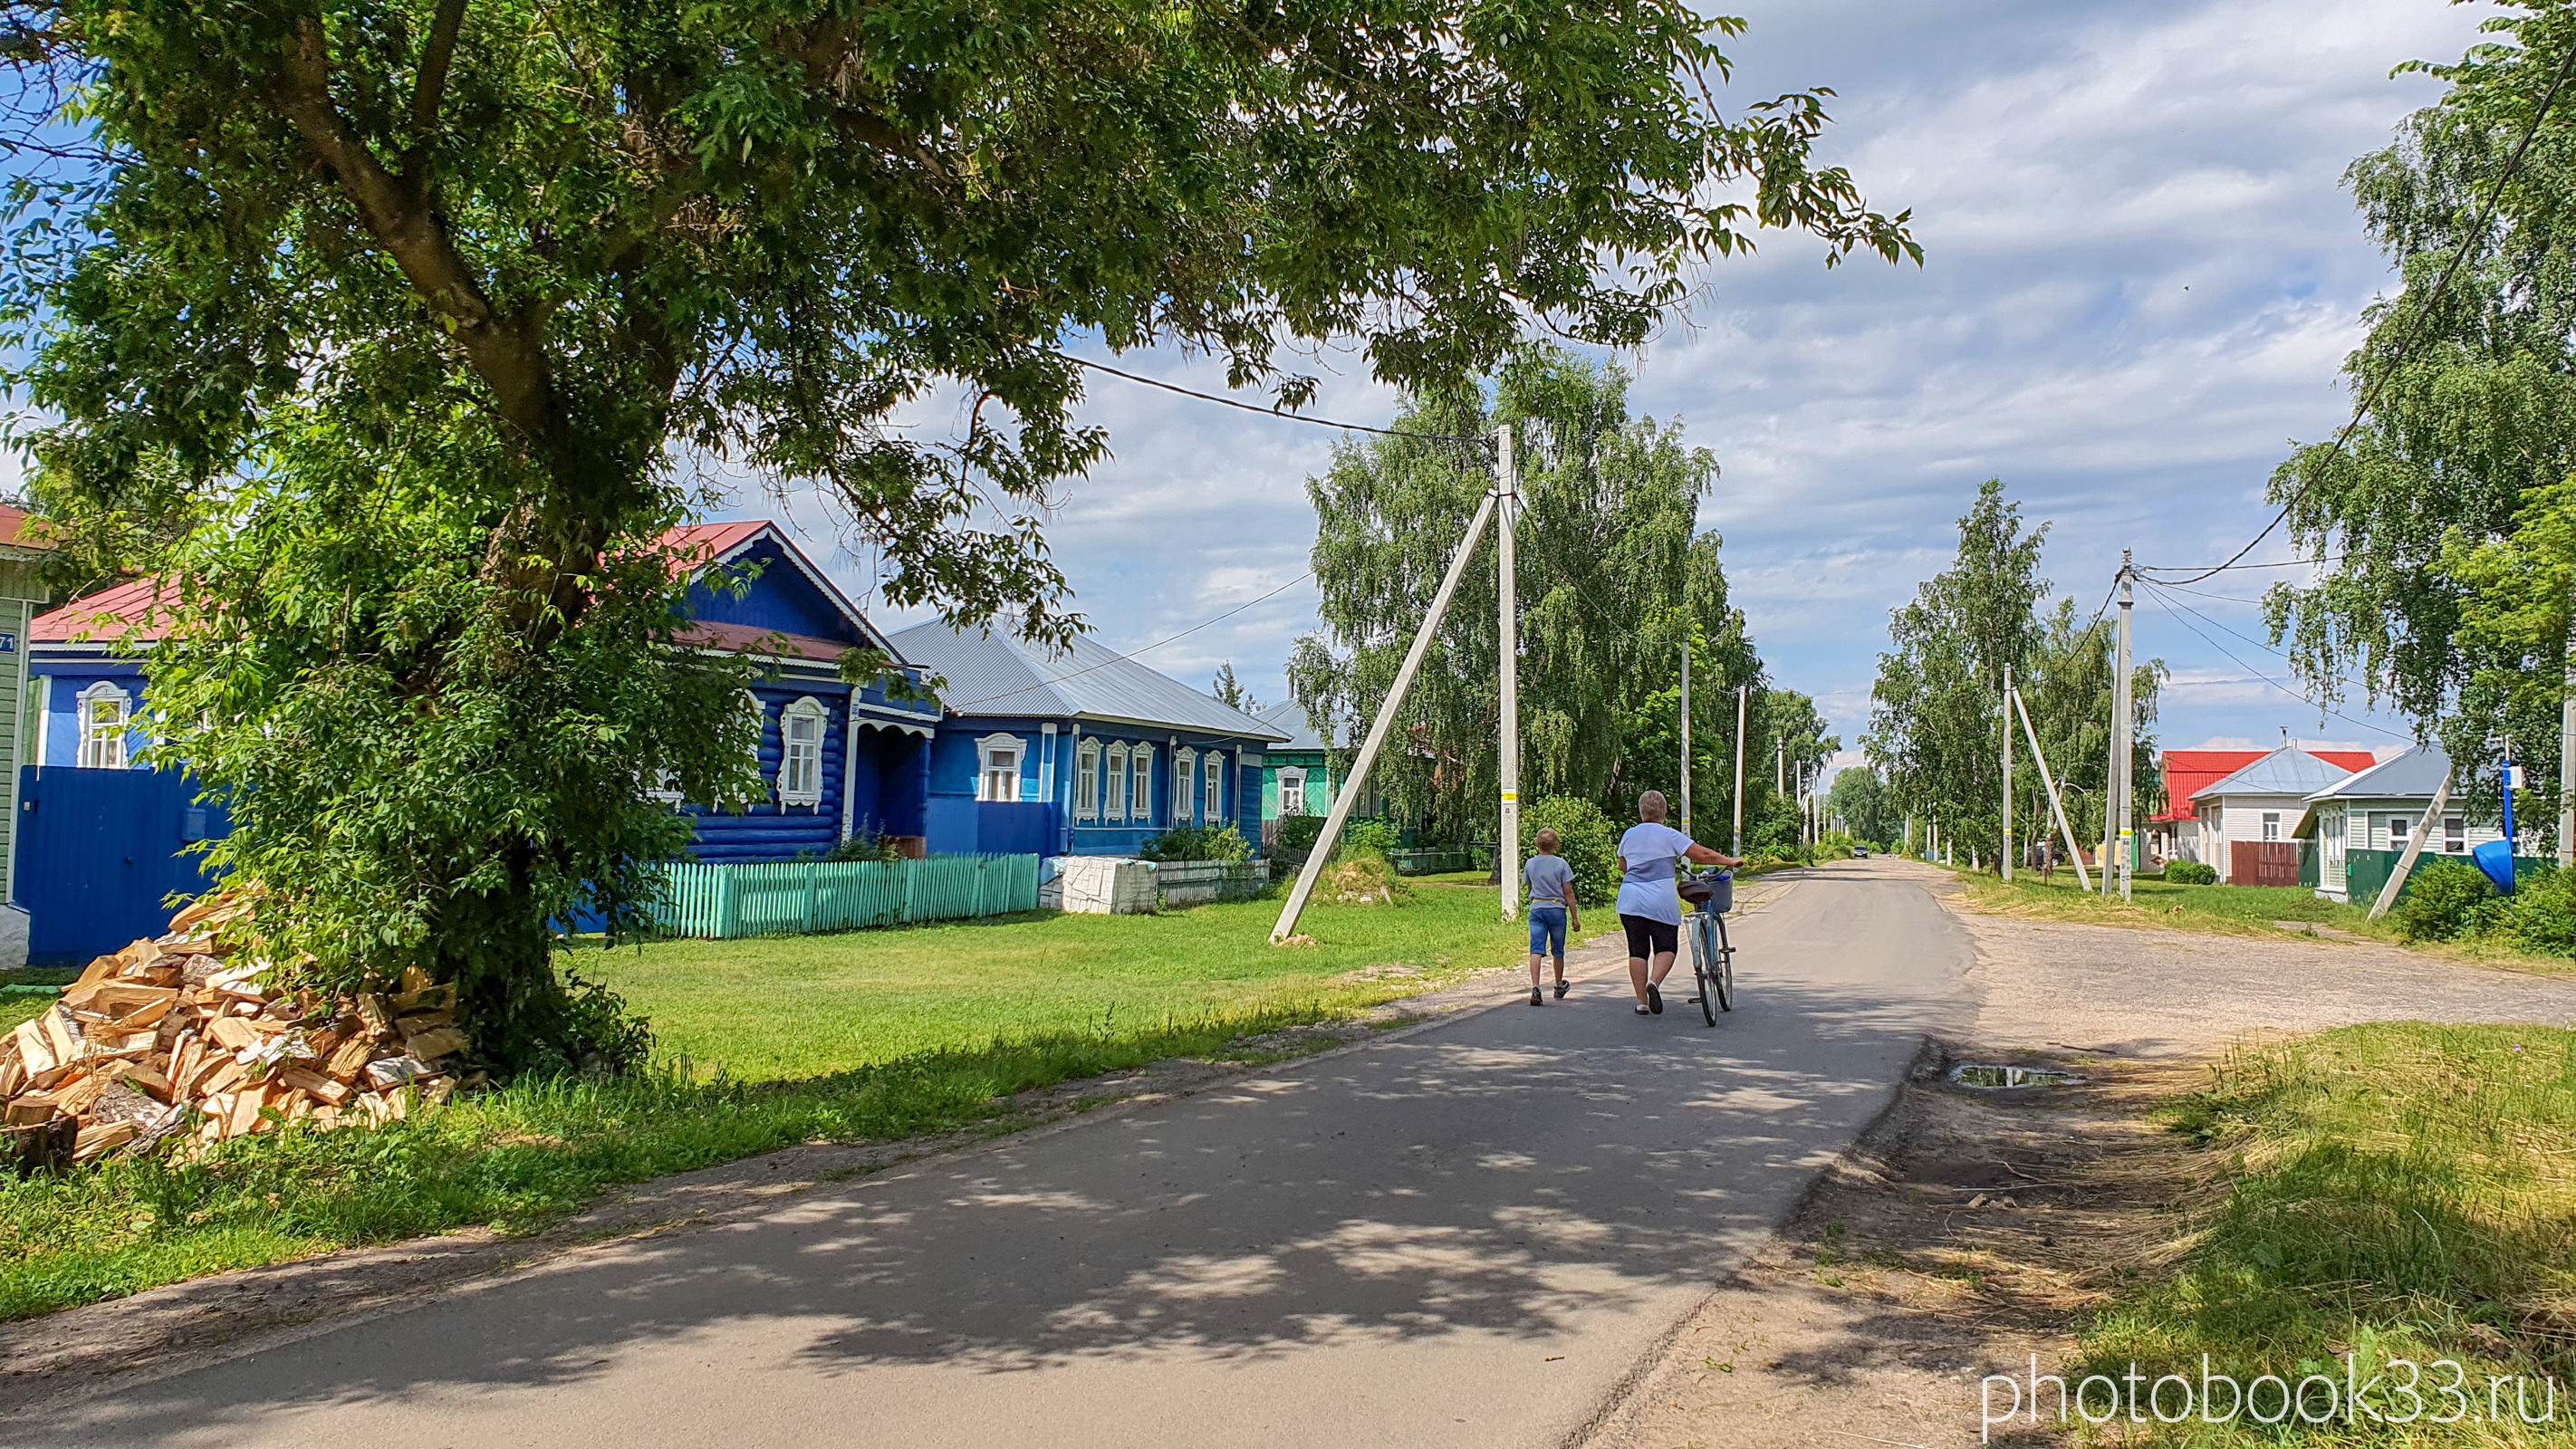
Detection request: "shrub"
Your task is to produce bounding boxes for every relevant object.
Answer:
[2165,860,2217,886]
[1139,824,1252,863]
[826,827,904,864]
[1276,814,1328,859]
[2508,865,2576,956]
[1519,796,1619,906]
[1344,818,1401,857]
[2394,859,2505,944]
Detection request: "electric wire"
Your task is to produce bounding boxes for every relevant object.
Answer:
[1050,351,1493,445]
[941,570,1317,710]
[2137,581,2408,742]
[2146,40,2576,586]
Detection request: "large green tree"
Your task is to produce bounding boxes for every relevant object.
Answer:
[0,0,1913,1065]
[1869,480,2161,868]
[2264,2,2576,834]
[1290,347,1787,847]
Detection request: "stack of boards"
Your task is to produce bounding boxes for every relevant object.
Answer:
[0,892,465,1172]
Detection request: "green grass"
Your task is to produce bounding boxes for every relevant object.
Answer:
[2077,1023,2576,1443]
[1958,866,2399,942]
[0,887,1523,1320]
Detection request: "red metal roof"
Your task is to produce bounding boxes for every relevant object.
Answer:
[656,522,769,581]
[677,619,849,663]
[32,576,178,644]
[2153,747,2378,822]
[0,505,54,552]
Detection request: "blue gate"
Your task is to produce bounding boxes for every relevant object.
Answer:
[13,767,229,966]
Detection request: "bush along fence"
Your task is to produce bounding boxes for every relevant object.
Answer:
[649,855,1043,939]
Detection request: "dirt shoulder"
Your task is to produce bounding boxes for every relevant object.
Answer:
[1576,861,2576,1449]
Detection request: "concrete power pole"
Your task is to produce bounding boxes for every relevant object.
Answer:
[1497,424,1521,923]
[2002,663,2014,883]
[1732,684,1748,859]
[2562,589,2574,865]
[1678,637,1692,840]
[1274,489,1501,943]
[2114,552,2135,903]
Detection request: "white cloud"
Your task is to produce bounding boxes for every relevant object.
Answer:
[709,0,2481,756]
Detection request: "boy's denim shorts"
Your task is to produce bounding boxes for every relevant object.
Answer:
[1528,905,1568,956]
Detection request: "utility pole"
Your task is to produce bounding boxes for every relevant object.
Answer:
[1732,684,1748,859]
[1678,637,1692,840]
[1497,423,1521,924]
[1274,489,1501,942]
[2113,551,2135,903]
[2562,589,2574,865]
[1776,734,1784,798]
[2002,663,2014,883]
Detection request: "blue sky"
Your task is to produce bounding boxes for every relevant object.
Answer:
[740,0,2493,780]
[5,0,2496,775]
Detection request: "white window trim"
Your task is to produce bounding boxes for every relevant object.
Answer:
[1173,747,1197,824]
[778,696,829,809]
[1104,743,1129,822]
[1204,750,1225,823]
[976,732,1026,804]
[648,767,684,804]
[1280,768,1307,816]
[1075,737,1101,821]
[75,680,132,771]
[1130,744,1155,825]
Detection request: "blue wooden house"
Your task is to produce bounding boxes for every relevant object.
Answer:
[888,622,1286,859]
[18,520,937,961]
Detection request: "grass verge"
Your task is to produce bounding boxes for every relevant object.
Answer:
[1956,867,2403,945]
[0,886,1521,1321]
[2076,1022,2576,1442]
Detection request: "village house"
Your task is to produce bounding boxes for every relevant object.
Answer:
[0,504,54,966]
[2189,743,2381,885]
[1252,699,1338,850]
[889,623,1285,859]
[2294,745,2516,903]
[17,520,937,961]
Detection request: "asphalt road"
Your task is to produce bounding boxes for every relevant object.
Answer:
[37,860,1974,1449]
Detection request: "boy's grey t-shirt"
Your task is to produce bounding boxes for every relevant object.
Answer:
[1523,854,1576,909]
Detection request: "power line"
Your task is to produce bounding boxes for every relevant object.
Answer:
[2137,555,2345,576]
[2138,581,2408,742]
[2153,38,2576,587]
[1051,351,1494,445]
[943,570,1317,710]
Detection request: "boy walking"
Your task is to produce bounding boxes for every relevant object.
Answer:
[1523,829,1581,1005]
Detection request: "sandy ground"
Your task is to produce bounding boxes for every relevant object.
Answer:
[1576,859,2576,1449]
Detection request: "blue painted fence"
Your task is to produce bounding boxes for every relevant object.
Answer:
[648,854,1042,939]
[14,766,230,966]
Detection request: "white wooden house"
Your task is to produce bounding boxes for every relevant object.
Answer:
[2191,746,2366,885]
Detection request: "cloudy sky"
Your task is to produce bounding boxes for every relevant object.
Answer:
[6,0,2484,774]
[726,0,2494,779]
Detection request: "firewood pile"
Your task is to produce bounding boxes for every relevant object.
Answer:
[0,892,466,1172]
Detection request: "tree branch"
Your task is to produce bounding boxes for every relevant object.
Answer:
[405,0,466,174]
[271,13,556,443]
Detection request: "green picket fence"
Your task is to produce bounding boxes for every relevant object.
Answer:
[649,855,1043,939]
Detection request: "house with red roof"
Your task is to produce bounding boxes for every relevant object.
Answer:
[25,521,937,897]
[2151,745,2376,866]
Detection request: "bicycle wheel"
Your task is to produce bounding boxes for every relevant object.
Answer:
[1711,913,1735,1012]
[1693,914,1721,1026]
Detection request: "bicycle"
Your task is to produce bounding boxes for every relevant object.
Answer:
[1676,868,1735,1024]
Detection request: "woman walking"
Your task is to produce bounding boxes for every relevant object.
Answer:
[1617,791,1741,1015]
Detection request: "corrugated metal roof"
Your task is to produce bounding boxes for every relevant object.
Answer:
[1253,699,1339,751]
[891,621,1289,740]
[2305,744,2451,801]
[2192,746,2360,801]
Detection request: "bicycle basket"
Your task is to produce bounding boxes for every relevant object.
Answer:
[1677,871,1733,913]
